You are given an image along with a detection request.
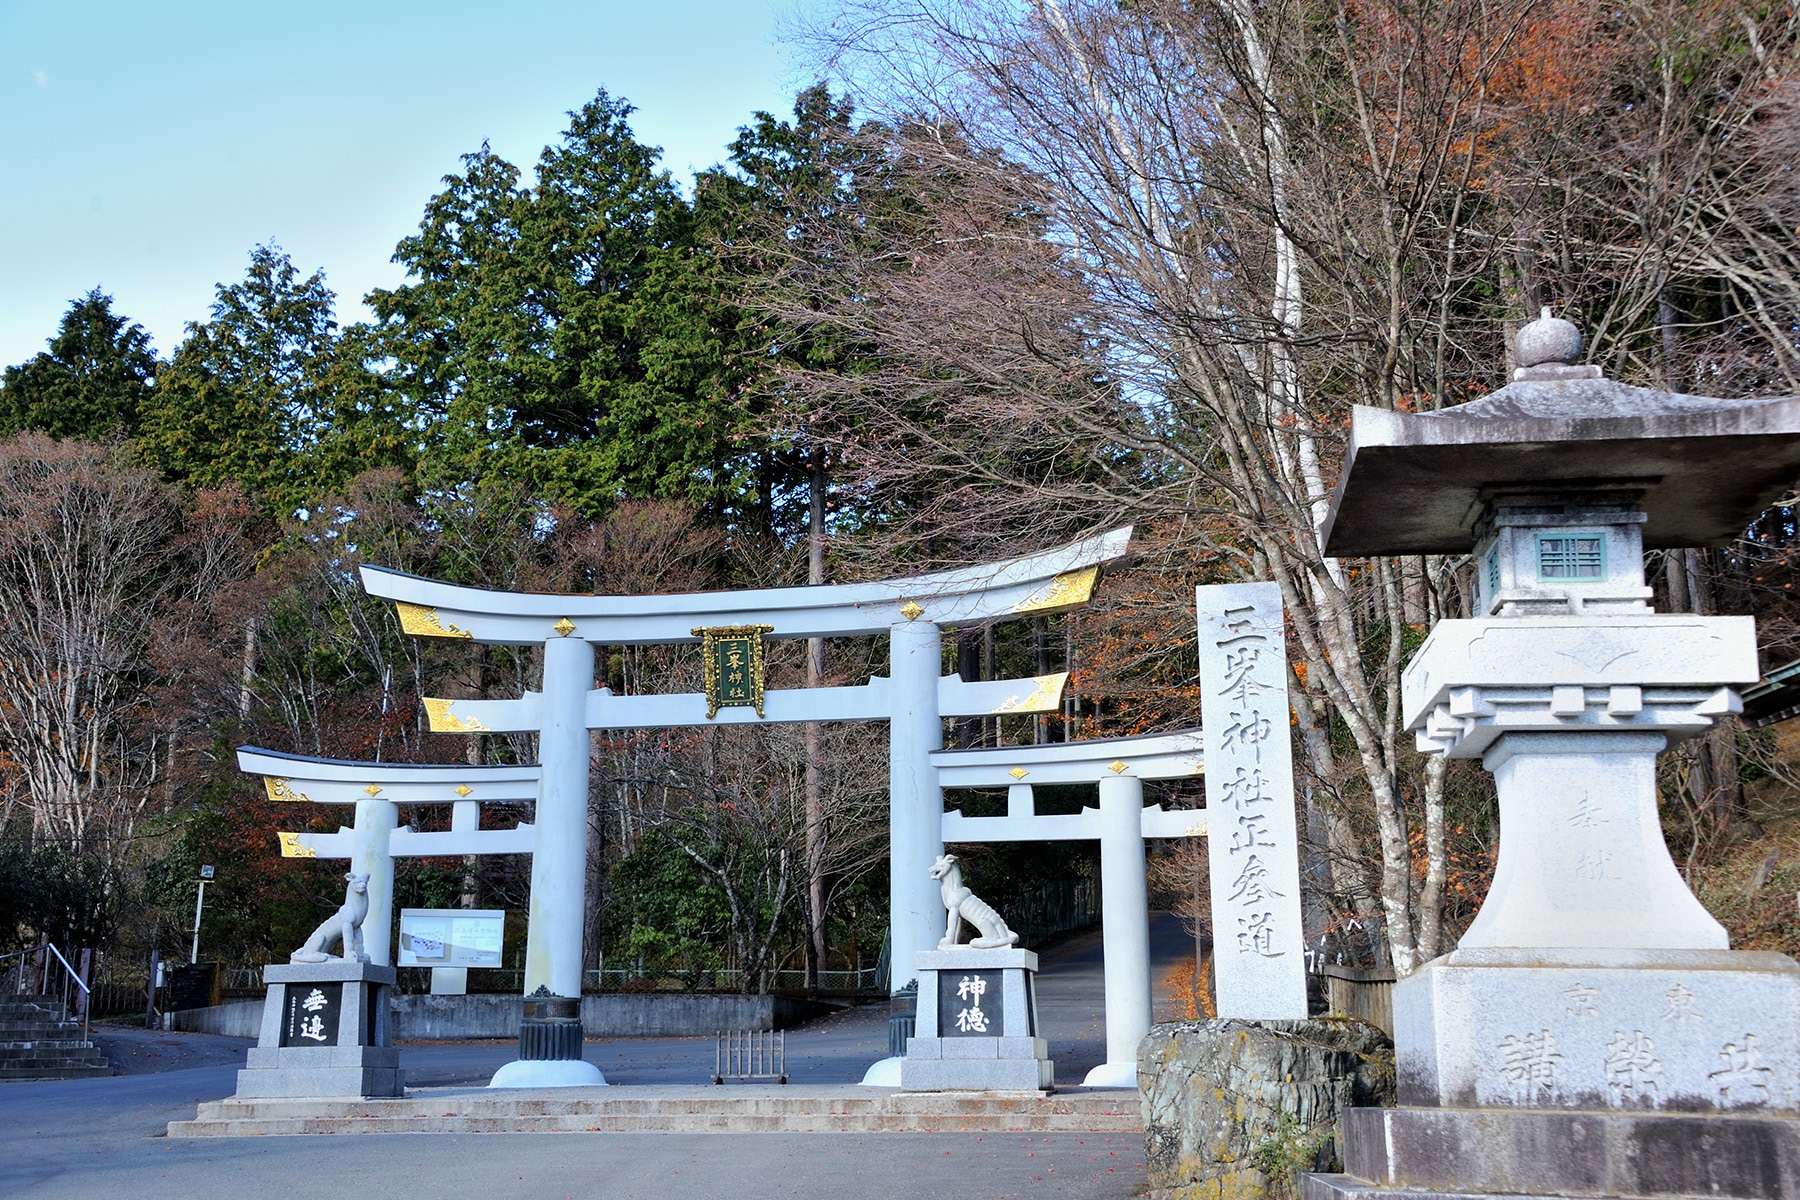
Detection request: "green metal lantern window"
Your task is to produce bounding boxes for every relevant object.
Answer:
[1538,533,1605,581]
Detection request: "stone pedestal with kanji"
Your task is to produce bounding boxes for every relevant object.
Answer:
[900,948,1053,1092]
[233,961,402,1099]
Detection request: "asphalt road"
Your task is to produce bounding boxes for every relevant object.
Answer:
[0,914,1194,1199]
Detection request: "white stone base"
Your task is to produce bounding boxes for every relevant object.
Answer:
[1081,1061,1138,1089]
[859,1056,902,1087]
[487,1058,608,1089]
[1396,948,1800,1113]
[902,1056,1054,1091]
[902,947,1053,1092]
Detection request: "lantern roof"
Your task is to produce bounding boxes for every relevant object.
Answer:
[1320,313,1800,556]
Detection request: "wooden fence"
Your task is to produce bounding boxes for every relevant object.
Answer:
[1317,963,1396,1035]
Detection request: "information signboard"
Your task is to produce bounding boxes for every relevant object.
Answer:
[396,908,506,968]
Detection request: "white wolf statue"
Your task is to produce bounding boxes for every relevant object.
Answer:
[290,871,371,963]
[930,854,1020,950]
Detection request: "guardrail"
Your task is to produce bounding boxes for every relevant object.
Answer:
[395,965,887,996]
[1000,877,1101,949]
[714,1029,786,1084]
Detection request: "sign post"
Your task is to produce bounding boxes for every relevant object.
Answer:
[190,865,214,964]
[1196,581,1307,1018]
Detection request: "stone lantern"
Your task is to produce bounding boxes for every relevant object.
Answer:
[1309,312,1800,1199]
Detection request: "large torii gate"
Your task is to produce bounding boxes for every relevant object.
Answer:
[357,528,1132,1030]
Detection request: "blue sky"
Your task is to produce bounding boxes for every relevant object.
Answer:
[0,1,809,367]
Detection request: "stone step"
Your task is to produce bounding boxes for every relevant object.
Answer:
[2,1044,105,1056]
[0,1041,100,1054]
[0,1021,83,1036]
[169,1086,1143,1137]
[0,1025,83,1039]
[0,1063,113,1081]
[1305,1178,1673,1200]
[1331,1106,1798,1200]
[0,1046,106,1060]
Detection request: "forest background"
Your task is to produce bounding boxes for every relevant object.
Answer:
[1,0,1798,1002]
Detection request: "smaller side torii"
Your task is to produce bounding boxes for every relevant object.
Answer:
[927,730,1208,1089]
[238,748,541,976]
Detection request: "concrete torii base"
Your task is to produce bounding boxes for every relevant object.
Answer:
[488,1058,608,1089]
[859,1057,903,1087]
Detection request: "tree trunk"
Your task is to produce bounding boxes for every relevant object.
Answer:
[238,619,257,720]
[803,452,828,995]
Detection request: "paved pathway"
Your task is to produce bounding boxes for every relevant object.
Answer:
[0,913,1194,1199]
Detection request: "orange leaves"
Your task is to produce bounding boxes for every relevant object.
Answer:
[1407,822,1496,905]
[1332,0,1636,191]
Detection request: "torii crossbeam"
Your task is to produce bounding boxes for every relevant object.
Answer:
[238,749,541,970]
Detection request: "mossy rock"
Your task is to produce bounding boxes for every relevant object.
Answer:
[1137,1017,1396,1200]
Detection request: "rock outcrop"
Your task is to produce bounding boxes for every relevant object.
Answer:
[1138,1018,1394,1200]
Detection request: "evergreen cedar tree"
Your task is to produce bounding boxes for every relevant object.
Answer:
[4,0,1798,979]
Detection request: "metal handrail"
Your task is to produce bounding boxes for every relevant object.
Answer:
[44,944,89,993]
[2,942,92,1041]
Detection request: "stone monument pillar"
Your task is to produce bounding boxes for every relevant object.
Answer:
[901,856,1054,1091]
[1196,581,1309,1019]
[901,947,1054,1091]
[1308,312,1800,1199]
[235,875,402,1099]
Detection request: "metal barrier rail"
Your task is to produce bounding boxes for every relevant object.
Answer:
[713,1029,786,1084]
[1000,877,1101,949]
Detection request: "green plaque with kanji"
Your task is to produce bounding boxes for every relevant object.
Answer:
[693,624,773,718]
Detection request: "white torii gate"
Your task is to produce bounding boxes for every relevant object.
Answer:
[923,731,1207,1088]
[237,749,541,970]
[356,529,1133,1039]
